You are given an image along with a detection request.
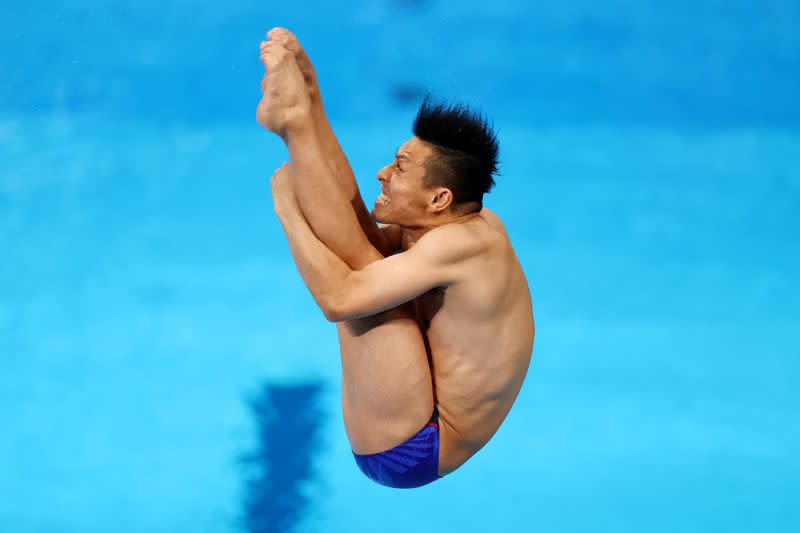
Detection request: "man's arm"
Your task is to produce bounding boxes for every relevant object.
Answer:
[272,168,474,321]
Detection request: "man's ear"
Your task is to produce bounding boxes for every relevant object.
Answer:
[430,188,454,213]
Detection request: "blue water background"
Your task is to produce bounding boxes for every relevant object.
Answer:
[1,1,798,531]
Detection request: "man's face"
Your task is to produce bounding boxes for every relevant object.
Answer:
[372,136,435,226]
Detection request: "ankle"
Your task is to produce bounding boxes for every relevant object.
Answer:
[283,109,315,140]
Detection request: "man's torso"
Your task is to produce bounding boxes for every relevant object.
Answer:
[409,208,535,474]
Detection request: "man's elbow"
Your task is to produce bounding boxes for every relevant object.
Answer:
[321,295,369,322]
[320,276,362,322]
[321,304,345,323]
[320,293,348,323]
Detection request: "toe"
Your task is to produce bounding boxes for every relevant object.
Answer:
[270,28,300,51]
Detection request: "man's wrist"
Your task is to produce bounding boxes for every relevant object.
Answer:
[275,199,302,229]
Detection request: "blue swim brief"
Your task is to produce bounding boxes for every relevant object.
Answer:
[352,411,442,489]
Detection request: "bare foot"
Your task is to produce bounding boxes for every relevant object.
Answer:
[256,41,311,137]
[266,27,320,100]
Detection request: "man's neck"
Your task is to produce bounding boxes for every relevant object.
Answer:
[400,210,482,248]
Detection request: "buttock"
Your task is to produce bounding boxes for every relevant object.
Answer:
[352,411,442,489]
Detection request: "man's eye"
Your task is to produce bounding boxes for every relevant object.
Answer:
[395,162,402,170]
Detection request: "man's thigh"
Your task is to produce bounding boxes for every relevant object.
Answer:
[337,303,435,454]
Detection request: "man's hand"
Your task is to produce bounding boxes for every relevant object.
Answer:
[256,40,312,138]
[270,162,300,219]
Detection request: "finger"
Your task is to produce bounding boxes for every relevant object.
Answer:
[261,43,279,61]
[260,46,272,62]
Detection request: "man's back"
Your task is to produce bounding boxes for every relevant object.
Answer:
[413,208,535,475]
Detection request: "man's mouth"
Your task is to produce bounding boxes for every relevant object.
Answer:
[376,191,391,206]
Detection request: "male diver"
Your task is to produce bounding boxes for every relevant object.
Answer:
[257,28,534,488]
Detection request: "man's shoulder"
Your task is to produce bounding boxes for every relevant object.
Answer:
[431,208,516,268]
[415,219,491,264]
[479,207,509,237]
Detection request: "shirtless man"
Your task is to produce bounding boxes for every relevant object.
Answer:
[257,28,534,488]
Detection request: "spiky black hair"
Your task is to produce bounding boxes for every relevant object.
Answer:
[412,95,499,211]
